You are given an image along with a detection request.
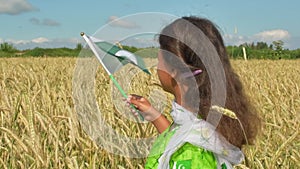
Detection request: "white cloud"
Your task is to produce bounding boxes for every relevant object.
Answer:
[0,0,37,15]
[223,29,299,49]
[223,34,251,46]
[29,17,61,26]
[0,37,83,50]
[42,18,60,26]
[31,37,50,43]
[12,39,29,44]
[2,38,29,45]
[121,37,158,48]
[29,17,40,25]
[107,16,140,29]
[254,29,290,42]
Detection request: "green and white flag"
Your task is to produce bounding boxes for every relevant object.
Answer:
[81,32,148,120]
[84,33,150,74]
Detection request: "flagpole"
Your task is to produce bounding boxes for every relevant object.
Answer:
[81,32,111,75]
[81,32,144,121]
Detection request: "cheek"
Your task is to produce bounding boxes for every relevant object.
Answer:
[157,61,164,71]
[157,69,165,83]
[157,69,173,92]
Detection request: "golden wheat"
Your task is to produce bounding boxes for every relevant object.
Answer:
[0,57,299,168]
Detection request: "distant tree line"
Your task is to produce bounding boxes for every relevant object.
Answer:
[1,41,300,59]
[0,43,83,57]
[0,42,18,53]
[226,40,300,59]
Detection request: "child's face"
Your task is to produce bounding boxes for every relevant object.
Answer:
[157,50,176,94]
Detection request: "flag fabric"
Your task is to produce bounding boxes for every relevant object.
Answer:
[89,35,151,74]
[81,32,147,121]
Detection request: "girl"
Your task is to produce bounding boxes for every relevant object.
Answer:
[127,16,261,169]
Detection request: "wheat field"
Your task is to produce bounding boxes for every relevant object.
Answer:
[0,57,299,169]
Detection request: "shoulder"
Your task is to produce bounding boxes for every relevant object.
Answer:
[169,142,217,169]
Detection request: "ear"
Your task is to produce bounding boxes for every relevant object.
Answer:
[170,68,180,79]
[171,69,185,89]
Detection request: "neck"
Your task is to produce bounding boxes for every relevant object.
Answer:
[174,84,196,113]
[173,84,182,105]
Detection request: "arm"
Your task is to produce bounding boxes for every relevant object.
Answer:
[150,112,171,134]
[127,94,171,133]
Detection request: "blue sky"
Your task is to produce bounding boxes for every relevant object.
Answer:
[1,0,300,50]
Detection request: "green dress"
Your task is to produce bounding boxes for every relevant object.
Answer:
[145,101,243,169]
[145,124,217,169]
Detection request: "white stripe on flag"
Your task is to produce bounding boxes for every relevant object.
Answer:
[115,50,138,65]
[89,36,104,43]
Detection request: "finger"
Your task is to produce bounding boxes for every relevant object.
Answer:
[129,98,141,106]
[140,97,147,102]
[132,109,141,117]
[130,94,142,100]
[123,97,130,104]
[126,95,133,102]
[130,108,136,114]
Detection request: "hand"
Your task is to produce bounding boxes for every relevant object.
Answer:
[127,94,161,122]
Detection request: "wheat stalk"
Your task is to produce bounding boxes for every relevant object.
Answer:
[0,58,299,168]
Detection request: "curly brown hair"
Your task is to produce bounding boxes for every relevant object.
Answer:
[159,16,261,148]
